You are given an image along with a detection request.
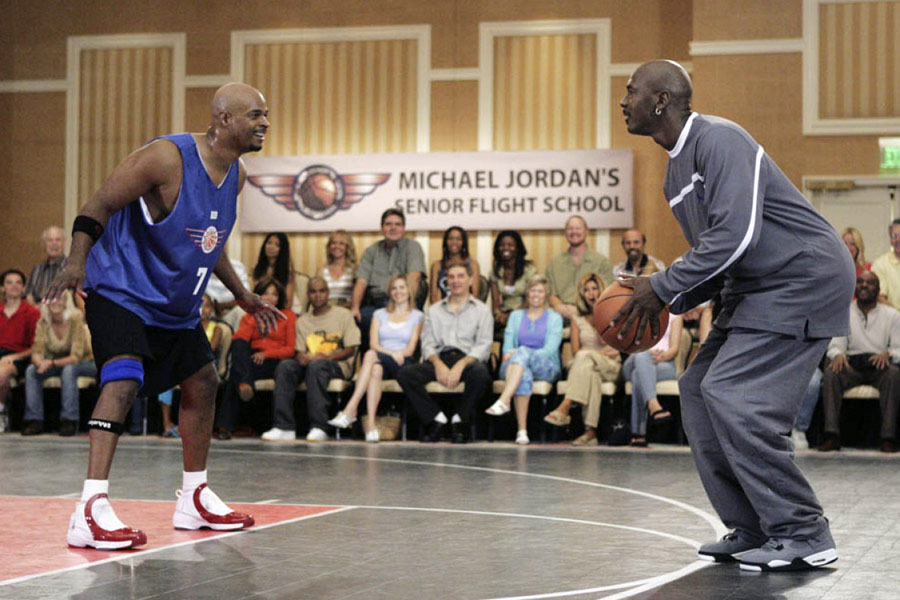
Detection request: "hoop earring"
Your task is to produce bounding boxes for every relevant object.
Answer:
[654,107,662,116]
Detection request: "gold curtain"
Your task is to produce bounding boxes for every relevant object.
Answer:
[78,47,173,208]
[819,1,900,119]
[491,33,598,274]
[240,39,419,276]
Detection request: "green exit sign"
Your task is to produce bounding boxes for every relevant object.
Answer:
[881,137,900,172]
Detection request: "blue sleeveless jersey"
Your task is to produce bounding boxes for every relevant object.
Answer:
[85,133,239,328]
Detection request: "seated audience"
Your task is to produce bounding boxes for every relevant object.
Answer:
[351,208,426,353]
[842,226,870,278]
[872,219,900,310]
[820,271,900,453]
[317,230,357,308]
[489,230,537,335]
[328,274,424,442]
[252,232,297,311]
[262,277,360,442]
[624,313,684,447]
[215,280,296,440]
[791,367,824,451]
[544,273,622,445]
[21,290,96,436]
[486,275,562,444]
[25,226,67,305]
[429,226,481,303]
[546,216,613,320]
[397,259,492,444]
[612,228,666,279]
[0,269,41,431]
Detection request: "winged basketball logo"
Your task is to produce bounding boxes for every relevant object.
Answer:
[247,164,390,221]
[186,226,228,254]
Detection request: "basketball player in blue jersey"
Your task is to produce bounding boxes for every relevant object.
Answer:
[615,61,854,572]
[44,83,284,549]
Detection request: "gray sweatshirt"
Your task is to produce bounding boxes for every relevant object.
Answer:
[649,113,855,339]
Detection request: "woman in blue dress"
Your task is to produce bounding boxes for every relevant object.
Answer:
[485,275,562,444]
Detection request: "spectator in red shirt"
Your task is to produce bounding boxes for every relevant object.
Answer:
[215,279,296,438]
[0,269,42,429]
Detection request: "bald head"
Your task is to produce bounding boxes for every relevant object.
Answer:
[633,60,692,110]
[211,83,265,119]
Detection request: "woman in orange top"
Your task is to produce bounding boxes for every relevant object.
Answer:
[215,279,296,438]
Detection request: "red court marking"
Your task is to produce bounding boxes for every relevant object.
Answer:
[0,496,340,582]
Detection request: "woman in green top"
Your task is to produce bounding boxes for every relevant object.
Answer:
[489,230,537,336]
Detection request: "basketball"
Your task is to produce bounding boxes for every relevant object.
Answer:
[592,282,669,352]
[299,173,338,211]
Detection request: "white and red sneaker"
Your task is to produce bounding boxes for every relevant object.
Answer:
[173,483,254,531]
[67,493,147,550]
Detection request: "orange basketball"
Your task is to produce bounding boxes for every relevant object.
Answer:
[592,282,669,353]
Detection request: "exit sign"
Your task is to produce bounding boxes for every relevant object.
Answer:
[881,137,900,172]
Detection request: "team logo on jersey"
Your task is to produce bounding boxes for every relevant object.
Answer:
[186,226,228,254]
[247,165,390,221]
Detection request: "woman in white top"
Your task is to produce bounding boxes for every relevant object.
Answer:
[317,230,356,307]
[623,313,683,447]
[328,274,423,441]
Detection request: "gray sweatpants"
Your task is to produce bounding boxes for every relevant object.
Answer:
[680,325,830,541]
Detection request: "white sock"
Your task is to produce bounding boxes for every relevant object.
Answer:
[450,414,462,424]
[0,402,5,412]
[80,480,126,530]
[433,412,447,424]
[182,469,208,495]
[81,479,108,502]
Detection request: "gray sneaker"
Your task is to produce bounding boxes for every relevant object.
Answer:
[738,532,838,572]
[698,531,762,563]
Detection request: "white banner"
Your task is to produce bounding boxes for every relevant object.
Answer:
[242,149,633,232]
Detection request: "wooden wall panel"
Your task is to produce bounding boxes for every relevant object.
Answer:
[693,0,801,41]
[77,47,173,209]
[0,92,67,272]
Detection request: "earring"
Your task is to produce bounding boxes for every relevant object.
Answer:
[655,107,662,116]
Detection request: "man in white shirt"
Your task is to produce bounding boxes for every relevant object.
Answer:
[821,271,900,453]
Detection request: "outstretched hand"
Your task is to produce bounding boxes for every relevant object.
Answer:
[611,275,667,343]
[237,291,287,337]
[43,265,87,304]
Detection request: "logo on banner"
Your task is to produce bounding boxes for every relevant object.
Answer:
[248,165,390,221]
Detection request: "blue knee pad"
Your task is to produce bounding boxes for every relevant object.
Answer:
[100,358,144,389]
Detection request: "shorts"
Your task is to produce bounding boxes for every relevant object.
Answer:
[0,348,30,379]
[85,292,214,396]
[375,351,413,379]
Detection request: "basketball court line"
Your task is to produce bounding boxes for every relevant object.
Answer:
[1,441,726,598]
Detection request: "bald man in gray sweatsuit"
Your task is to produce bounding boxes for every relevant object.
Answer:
[618,61,855,572]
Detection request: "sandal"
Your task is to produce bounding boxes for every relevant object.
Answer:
[571,433,598,446]
[649,408,674,425]
[485,399,511,416]
[543,411,571,427]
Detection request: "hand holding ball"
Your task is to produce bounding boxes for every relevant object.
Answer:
[592,281,669,352]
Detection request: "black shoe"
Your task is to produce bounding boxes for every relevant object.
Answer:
[880,438,898,453]
[818,433,840,452]
[22,420,44,436]
[451,423,469,444]
[59,420,77,437]
[420,420,444,443]
[216,428,232,441]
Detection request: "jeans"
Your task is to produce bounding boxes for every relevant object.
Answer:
[272,358,345,430]
[623,352,677,436]
[794,367,823,432]
[499,347,560,396]
[24,360,98,422]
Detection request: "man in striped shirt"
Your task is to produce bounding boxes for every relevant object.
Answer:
[616,60,855,573]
